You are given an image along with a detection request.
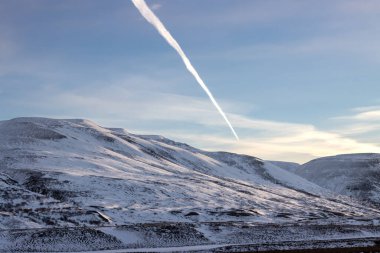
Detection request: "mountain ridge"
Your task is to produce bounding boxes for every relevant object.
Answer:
[1,117,378,228]
[1,117,380,251]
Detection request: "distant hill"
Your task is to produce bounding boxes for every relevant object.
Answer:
[293,153,380,206]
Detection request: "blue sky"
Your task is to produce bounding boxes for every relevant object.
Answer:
[1,0,380,162]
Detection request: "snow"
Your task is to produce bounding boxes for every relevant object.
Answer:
[294,153,380,203]
[98,227,142,245]
[1,117,380,251]
[26,244,229,253]
[268,160,300,172]
[1,117,378,229]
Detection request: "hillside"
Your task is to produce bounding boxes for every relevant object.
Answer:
[267,161,300,172]
[1,117,380,251]
[294,153,380,206]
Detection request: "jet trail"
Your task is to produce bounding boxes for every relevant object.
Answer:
[131,0,239,140]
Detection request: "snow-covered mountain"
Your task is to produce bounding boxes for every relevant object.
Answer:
[294,153,380,205]
[0,118,380,252]
[1,117,380,251]
[267,161,300,172]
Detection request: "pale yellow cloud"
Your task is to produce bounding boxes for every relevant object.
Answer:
[12,82,380,164]
[160,116,380,164]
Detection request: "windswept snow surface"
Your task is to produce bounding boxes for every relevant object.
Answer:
[0,117,379,228]
[295,153,380,205]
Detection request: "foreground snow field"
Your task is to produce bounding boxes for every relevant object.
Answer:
[0,117,380,251]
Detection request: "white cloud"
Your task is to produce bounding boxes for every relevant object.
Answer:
[9,81,380,163]
[334,106,380,122]
[154,123,380,164]
[344,110,380,122]
[331,105,380,145]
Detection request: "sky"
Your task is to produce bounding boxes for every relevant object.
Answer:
[1,0,380,163]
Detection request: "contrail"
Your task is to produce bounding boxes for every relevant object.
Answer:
[131,0,239,140]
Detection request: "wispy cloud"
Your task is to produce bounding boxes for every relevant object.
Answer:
[334,105,380,122]
[150,113,380,164]
[338,110,380,122]
[331,106,380,145]
[7,81,380,163]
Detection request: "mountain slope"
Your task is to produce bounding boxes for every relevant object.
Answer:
[294,153,380,205]
[267,160,300,173]
[0,117,379,231]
